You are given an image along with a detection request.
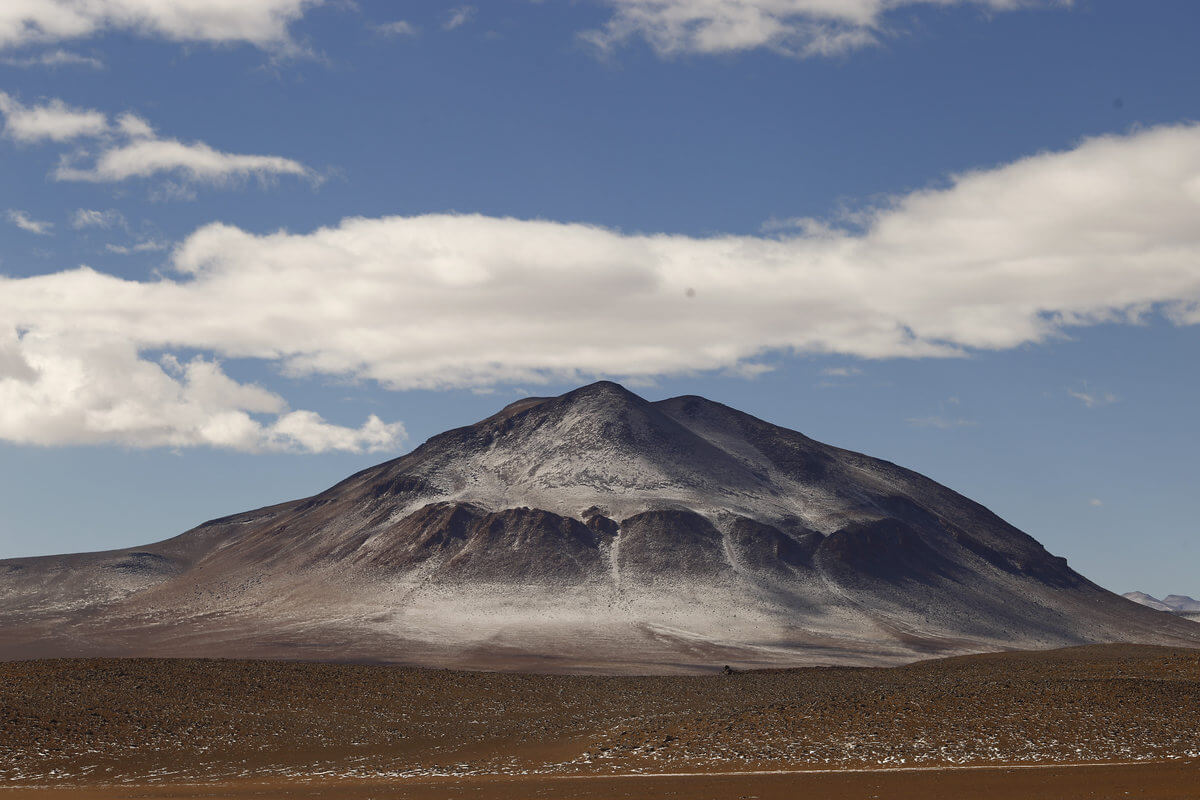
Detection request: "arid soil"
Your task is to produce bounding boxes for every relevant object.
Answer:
[6,764,1200,800]
[2,644,1198,796]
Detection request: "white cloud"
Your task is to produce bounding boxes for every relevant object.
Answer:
[105,240,168,254]
[268,409,403,454]
[0,92,107,142]
[0,332,404,453]
[1,49,104,69]
[444,6,475,31]
[114,112,153,139]
[72,208,126,229]
[1068,386,1118,408]
[6,209,53,235]
[0,0,321,52]
[2,123,1200,449]
[56,136,314,185]
[376,20,417,37]
[1089,498,1104,507]
[0,94,315,189]
[584,0,1066,57]
[820,366,862,377]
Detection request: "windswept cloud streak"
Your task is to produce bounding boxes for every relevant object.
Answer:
[443,7,476,31]
[0,0,321,52]
[2,123,1200,450]
[1,49,104,69]
[0,95,315,189]
[1068,386,1119,408]
[106,240,168,255]
[56,129,314,185]
[6,209,53,235]
[584,0,1068,57]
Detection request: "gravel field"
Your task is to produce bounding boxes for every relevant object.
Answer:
[2,643,1199,789]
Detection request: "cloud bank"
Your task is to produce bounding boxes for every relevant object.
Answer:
[584,0,1068,57]
[2,123,1200,451]
[0,334,404,453]
[0,0,319,52]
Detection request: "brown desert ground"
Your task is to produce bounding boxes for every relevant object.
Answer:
[2,644,1199,798]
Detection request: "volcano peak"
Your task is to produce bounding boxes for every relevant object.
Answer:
[2,382,1197,673]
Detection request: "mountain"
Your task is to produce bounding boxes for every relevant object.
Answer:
[1125,592,1200,622]
[1163,595,1200,613]
[1123,592,1176,613]
[2,381,1197,673]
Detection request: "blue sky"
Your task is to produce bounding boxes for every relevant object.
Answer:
[0,0,1198,598]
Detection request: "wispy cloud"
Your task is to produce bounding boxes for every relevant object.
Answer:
[820,366,862,378]
[105,240,168,255]
[1,49,103,69]
[1089,498,1104,507]
[444,6,476,31]
[56,131,315,186]
[6,209,52,235]
[375,20,418,37]
[582,0,1068,58]
[1068,386,1119,408]
[72,208,125,229]
[0,96,316,191]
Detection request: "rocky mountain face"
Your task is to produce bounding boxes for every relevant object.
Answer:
[2,381,1197,673]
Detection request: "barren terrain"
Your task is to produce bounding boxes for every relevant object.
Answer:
[2,644,1198,798]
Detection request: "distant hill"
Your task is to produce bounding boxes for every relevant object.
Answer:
[1124,592,1200,623]
[2,381,1198,673]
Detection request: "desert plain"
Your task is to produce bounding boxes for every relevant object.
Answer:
[2,643,1199,799]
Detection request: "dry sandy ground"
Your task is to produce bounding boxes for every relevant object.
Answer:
[2,644,1198,797]
[5,763,1200,800]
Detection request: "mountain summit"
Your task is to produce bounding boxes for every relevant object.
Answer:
[2,382,1196,672]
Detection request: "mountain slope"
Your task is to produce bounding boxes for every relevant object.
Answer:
[2,381,1197,673]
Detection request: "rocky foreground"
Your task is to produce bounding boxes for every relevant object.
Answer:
[2,644,1198,788]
